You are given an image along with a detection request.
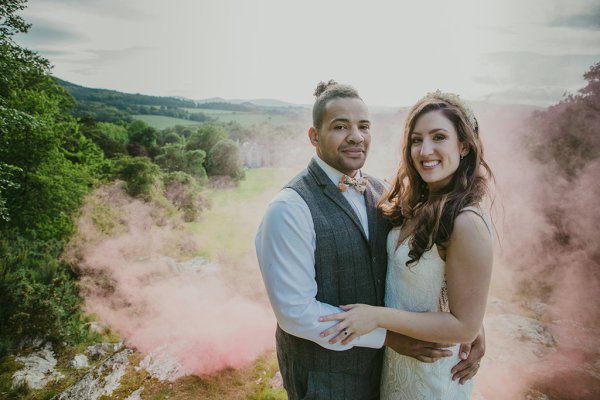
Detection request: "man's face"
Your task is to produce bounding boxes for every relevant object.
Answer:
[308,97,371,177]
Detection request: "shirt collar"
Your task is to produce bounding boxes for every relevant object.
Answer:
[313,155,362,187]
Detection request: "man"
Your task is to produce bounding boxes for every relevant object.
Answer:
[256,81,484,399]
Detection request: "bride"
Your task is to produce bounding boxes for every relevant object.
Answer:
[320,91,494,399]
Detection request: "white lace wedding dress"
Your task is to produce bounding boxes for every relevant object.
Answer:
[380,208,488,399]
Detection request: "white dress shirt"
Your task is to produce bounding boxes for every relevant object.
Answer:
[255,156,386,351]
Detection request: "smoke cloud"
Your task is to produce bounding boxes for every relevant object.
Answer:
[368,100,600,398]
[64,183,276,377]
[64,91,600,396]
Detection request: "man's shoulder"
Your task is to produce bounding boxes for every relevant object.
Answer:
[285,166,314,190]
[364,174,388,195]
[262,188,313,233]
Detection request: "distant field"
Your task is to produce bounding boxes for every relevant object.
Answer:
[132,114,202,129]
[184,107,289,126]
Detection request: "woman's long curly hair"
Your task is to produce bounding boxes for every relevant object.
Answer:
[379,93,493,267]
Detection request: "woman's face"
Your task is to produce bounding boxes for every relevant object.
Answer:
[409,110,466,192]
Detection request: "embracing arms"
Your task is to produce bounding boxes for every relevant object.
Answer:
[320,211,493,345]
[255,188,385,350]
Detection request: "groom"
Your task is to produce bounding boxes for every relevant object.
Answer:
[255,80,484,399]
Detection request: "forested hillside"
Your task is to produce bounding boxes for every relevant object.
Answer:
[0,0,251,376]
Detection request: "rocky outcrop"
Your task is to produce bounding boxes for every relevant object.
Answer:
[68,354,89,370]
[125,387,144,400]
[12,342,64,390]
[53,348,132,400]
[137,345,187,382]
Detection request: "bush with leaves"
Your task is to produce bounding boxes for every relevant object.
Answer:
[80,119,129,158]
[206,139,245,181]
[186,124,228,153]
[113,156,161,199]
[0,236,92,357]
[155,143,207,181]
[163,171,206,221]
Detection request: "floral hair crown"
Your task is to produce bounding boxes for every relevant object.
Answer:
[423,90,478,132]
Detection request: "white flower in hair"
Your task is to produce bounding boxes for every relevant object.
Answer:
[425,90,478,131]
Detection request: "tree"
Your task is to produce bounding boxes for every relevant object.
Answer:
[528,61,600,179]
[0,0,102,240]
[80,120,129,157]
[154,144,207,181]
[113,156,161,199]
[128,120,158,157]
[186,124,228,153]
[206,139,244,181]
[0,0,98,355]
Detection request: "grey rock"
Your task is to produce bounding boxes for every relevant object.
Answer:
[138,345,187,382]
[54,348,132,400]
[160,255,220,274]
[88,321,109,335]
[125,387,144,400]
[485,314,555,365]
[269,371,283,388]
[68,354,89,370]
[12,342,64,390]
[86,342,113,360]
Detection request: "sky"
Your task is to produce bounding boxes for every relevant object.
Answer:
[14,0,600,107]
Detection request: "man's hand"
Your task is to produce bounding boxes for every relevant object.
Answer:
[451,326,486,384]
[384,331,453,363]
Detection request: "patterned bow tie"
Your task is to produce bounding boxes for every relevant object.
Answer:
[338,175,368,194]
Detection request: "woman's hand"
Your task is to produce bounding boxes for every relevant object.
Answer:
[319,304,379,345]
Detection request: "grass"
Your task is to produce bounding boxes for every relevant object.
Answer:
[2,168,292,399]
[133,351,286,400]
[187,168,294,263]
[132,115,203,130]
[184,108,289,126]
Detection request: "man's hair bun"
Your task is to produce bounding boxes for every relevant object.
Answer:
[314,79,338,97]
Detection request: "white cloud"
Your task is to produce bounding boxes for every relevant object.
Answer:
[14,0,600,106]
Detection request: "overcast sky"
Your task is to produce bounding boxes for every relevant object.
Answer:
[14,0,600,107]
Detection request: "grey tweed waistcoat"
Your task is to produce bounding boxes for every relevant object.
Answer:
[276,159,390,400]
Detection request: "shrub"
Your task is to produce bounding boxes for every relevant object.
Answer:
[163,171,206,221]
[206,139,245,181]
[154,144,207,181]
[113,156,161,199]
[0,236,91,357]
[186,124,228,153]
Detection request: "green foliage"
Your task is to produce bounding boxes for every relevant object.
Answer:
[0,236,91,357]
[206,139,245,181]
[161,131,184,145]
[186,124,228,153]
[163,171,205,221]
[113,156,161,199]
[80,119,129,158]
[128,119,158,156]
[155,143,207,181]
[528,61,600,179]
[0,162,21,222]
[0,0,29,39]
[0,0,104,241]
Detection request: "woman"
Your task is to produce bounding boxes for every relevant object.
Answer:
[320,91,494,399]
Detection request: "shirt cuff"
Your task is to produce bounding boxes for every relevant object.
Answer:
[357,327,387,349]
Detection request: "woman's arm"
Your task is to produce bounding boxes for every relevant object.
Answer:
[320,211,493,345]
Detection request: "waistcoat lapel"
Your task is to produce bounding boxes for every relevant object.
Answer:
[307,160,368,242]
[364,177,379,248]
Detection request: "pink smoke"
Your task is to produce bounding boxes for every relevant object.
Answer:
[66,183,276,377]
[368,102,600,398]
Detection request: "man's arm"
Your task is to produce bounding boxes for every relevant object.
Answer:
[451,326,486,384]
[384,331,453,362]
[255,188,385,351]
